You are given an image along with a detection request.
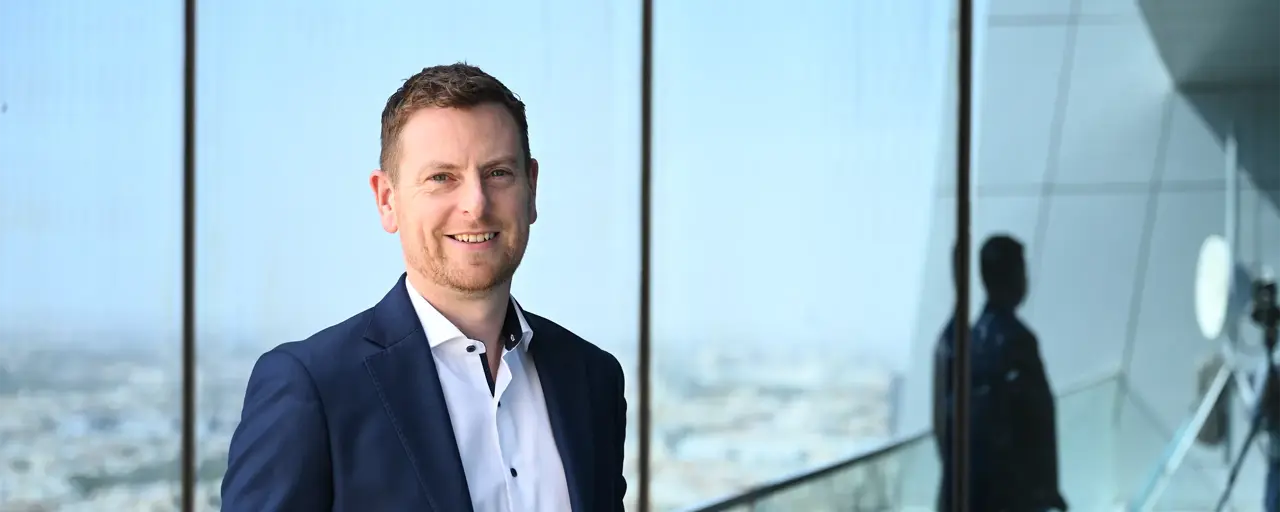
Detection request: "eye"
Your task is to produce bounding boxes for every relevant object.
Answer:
[426,173,450,183]
[490,168,514,178]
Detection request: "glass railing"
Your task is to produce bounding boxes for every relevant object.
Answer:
[676,432,935,512]
[1126,367,1271,512]
[682,372,1135,512]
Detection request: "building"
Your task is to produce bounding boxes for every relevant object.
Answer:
[2,0,1275,510]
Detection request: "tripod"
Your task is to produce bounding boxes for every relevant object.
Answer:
[1214,283,1280,512]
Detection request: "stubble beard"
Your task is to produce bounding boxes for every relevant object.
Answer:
[408,236,526,298]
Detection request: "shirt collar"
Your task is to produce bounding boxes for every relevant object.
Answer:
[405,279,533,351]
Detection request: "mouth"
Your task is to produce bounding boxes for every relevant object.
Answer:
[447,232,498,244]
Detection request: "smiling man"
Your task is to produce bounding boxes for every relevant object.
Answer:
[220,63,627,512]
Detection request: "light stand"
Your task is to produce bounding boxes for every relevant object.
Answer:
[1215,280,1280,512]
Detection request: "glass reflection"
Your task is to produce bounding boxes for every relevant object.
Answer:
[960,0,1280,510]
[651,2,953,509]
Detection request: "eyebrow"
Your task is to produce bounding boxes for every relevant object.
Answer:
[420,156,522,173]
[422,160,461,172]
[481,156,521,169]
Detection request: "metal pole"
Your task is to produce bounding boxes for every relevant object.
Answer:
[637,0,654,509]
[1225,125,1237,253]
[951,0,974,509]
[180,0,198,510]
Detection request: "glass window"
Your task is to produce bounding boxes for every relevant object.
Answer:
[0,3,185,510]
[651,2,954,508]
[197,1,639,510]
[954,1,1280,509]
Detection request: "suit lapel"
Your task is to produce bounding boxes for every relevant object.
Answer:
[529,321,596,511]
[363,275,473,512]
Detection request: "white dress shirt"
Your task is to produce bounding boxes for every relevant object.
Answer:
[405,281,572,512]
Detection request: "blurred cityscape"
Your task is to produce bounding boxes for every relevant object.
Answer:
[0,339,897,512]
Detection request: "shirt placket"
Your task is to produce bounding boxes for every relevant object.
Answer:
[494,349,521,512]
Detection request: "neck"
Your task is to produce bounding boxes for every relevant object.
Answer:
[985,299,1019,312]
[407,271,511,348]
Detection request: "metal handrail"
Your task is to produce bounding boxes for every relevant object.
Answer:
[1129,366,1231,512]
[678,431,932,512]
[1128,350,1278,511]
[681,370,1122,512]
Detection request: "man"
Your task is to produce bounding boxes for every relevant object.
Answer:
[221,63,627,512]
[1255,354,1280,511]
[933,235,1067,511]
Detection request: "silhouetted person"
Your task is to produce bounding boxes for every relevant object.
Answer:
[933,235,1067,512]
[1256,356,1280,511]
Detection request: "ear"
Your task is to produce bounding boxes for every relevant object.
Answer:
[370,169,398,233]
[527,158,539,225]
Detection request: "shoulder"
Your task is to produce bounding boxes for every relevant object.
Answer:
[983,311,1035,345]
[997,317,1044,370]
[935,321,955,354]
[260,307,378,381]
[524,310,624,380]
[1008,316,1039,346]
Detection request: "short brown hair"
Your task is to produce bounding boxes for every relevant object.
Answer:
[379,63,530,180]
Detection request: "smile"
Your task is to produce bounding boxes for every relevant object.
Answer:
[447,232,498,244]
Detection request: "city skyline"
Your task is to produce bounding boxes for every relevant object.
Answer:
[3,1,956,510]
[0,0,953,374]
[0,338,898,511]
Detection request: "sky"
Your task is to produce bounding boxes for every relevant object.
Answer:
[0,0,959,370]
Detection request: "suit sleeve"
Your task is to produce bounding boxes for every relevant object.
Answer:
[611,355,629,512]
[1012,330,1066,509]
[221,349,333,511]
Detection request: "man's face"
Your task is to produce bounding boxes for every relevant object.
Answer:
[372,103,538,295]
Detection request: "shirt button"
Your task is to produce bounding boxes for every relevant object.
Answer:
[510,468,518,477]
[509,334,516,343]
[466,345,476,353]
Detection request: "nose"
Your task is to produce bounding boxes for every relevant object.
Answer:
[457,174,491,219]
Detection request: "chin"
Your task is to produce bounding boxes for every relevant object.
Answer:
[449,278,505,294]
[446,267,507,291]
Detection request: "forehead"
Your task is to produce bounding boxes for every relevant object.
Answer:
[396,103,522,166]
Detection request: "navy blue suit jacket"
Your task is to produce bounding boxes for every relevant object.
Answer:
[220,274,628,511]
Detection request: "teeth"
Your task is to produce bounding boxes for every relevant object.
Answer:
[451,232,496,244]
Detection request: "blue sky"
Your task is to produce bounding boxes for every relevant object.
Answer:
[0,0,958,369]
